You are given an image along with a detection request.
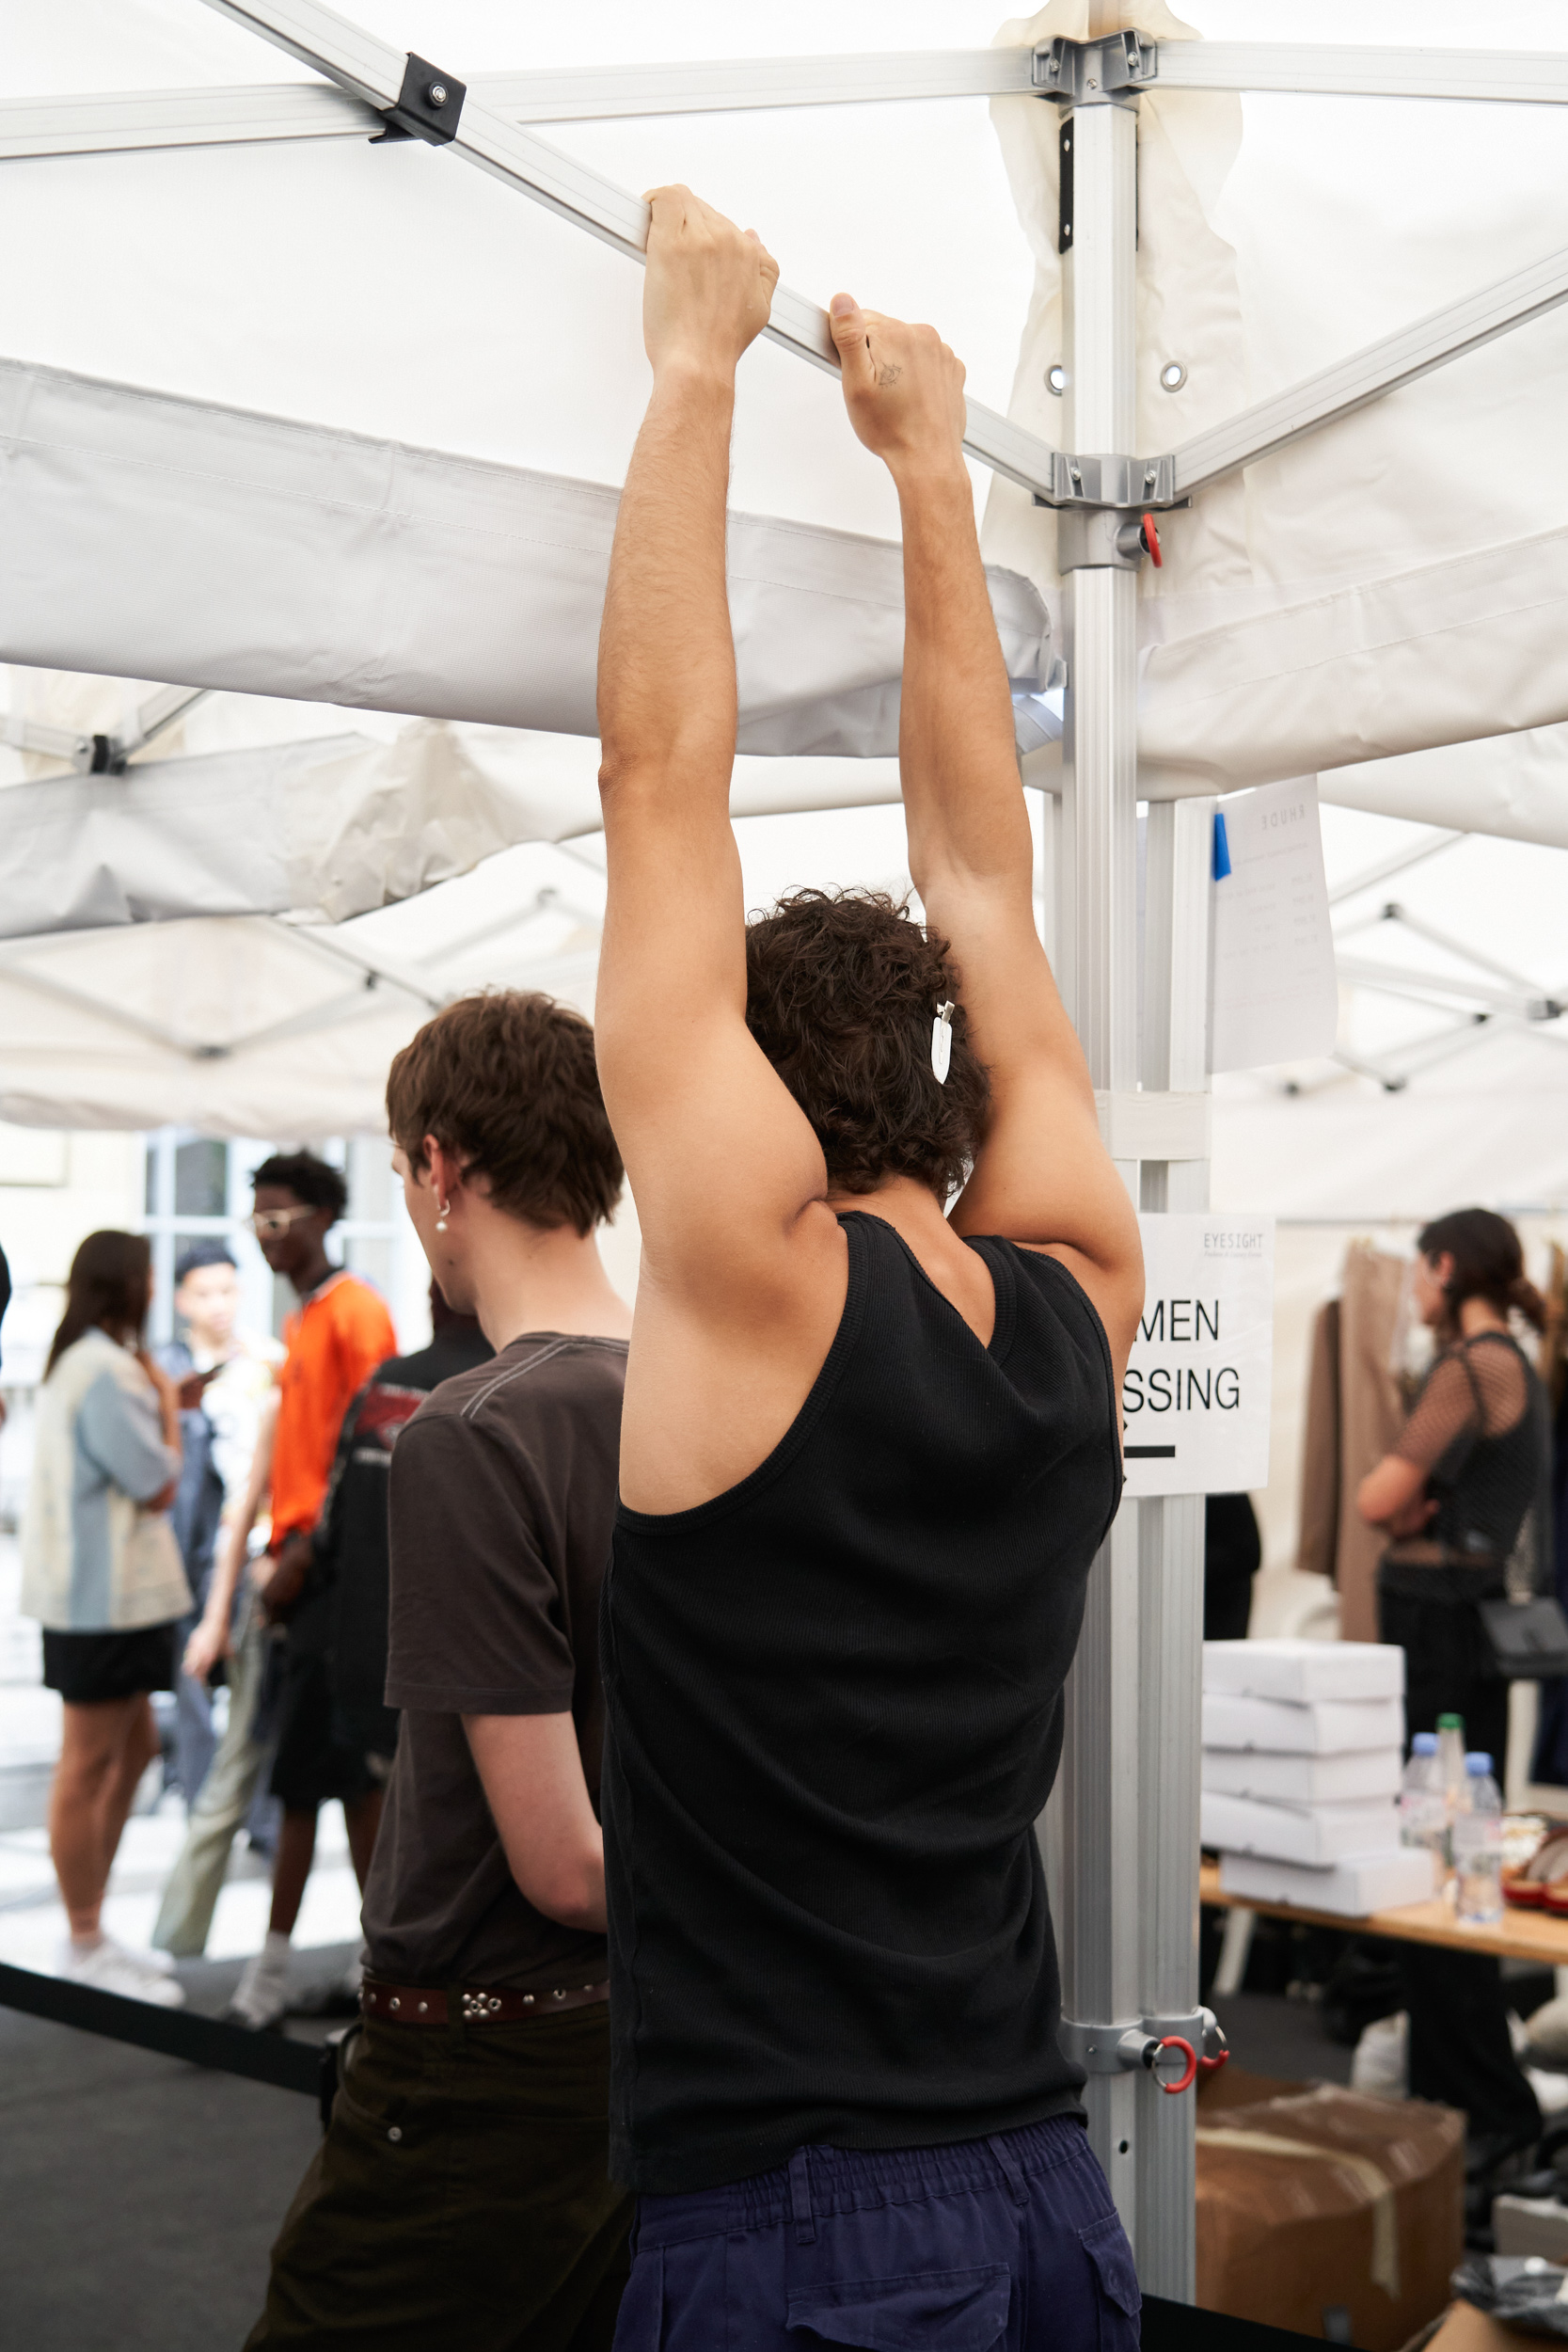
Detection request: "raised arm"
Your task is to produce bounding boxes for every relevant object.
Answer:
[828,297,1143,1377]
[594,191,848,1507]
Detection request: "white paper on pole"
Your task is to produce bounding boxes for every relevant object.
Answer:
[1208,777,1338,1074]
[1120,1212,1274,1498]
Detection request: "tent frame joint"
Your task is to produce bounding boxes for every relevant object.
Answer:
[370,52,466,147]
[1033,31,1159,106]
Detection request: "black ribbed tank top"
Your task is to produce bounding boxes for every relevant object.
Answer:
[600,1210,1122,2194]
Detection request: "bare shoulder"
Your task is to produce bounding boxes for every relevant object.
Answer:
[619,1201,849,1517]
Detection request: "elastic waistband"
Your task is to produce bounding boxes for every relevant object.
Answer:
[634,2114,1089,2248]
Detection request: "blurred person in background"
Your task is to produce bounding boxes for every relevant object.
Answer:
[23,1231,188,2006]
[1203,1493,1262,1642]
[318,1280,492,1781]
[155,1242,281,1808]
[157,1154,394,2016]
[1360,1207,1552,2176]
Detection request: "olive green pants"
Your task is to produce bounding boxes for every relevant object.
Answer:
[247,2005,631,2350]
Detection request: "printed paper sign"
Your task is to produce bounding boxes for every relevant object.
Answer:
[1209,776,1338,1074]
[1121,1214,1275,1498]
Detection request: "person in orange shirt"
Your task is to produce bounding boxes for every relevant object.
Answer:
[184,1152,395,2028]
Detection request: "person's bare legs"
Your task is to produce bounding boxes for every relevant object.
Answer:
[267,1806,318,1939]
[50,1695,158,1940]
[344,1787,384,1891]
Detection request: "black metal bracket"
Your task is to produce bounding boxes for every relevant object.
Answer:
[1033,30,1158,106]
[1058,117,1074,253]
[372,52,467,146]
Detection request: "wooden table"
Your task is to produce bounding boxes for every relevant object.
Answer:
[1199,1858,1568,1965]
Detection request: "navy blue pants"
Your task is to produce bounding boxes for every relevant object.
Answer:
[612,2115,1139,2349]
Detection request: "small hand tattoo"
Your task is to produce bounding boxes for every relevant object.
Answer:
[877,362,903,389]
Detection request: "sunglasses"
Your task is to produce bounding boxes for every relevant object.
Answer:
[247,1205,317,1240]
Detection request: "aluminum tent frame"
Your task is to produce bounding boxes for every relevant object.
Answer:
[17,0,1568,2296]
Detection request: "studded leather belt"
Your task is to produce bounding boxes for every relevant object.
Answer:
[360,1975,610,2026]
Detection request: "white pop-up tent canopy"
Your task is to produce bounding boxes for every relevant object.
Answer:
[6,0,1568,2296]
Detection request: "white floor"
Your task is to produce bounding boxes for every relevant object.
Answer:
[0,1532,363,1978]
[0,1796,364,1976]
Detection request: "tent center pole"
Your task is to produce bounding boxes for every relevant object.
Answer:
[1054,84,1142,2249]
[1053,90,1201,2296]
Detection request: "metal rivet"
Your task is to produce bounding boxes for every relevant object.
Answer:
[428,83,448,107]
[552,1988,565,2001]
[418,2000,428,2013]
[388,2126,403,2142]
[1160,361,1187,392]
[389,1996,400,2010]
[1046,363,1068,397]
[523,1993,534,2006]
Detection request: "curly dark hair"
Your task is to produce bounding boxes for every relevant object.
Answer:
[386,990,622,1235]
[249,1150,348,1224]
[743,889,990,1200]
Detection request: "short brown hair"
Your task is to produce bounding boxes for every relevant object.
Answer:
[387,991,622,1234]
[744,890,990,1200]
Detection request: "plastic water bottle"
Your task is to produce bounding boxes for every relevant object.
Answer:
[1399,1732,1444,1863]
[1435,1712,1467,1870]
[1453,1753,1504,1926]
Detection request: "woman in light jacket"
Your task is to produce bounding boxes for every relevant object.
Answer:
[23,1231,191,2006]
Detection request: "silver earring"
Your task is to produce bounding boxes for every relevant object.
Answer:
[436,1199,450,1232]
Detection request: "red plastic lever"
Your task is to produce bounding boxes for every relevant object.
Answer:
[1141,512,1164,568]
[1155,2035,1197,2095]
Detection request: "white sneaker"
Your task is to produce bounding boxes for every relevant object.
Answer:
[227,1946,289,2031]
[102,1932,176,1977]
[61,1937,186,2010]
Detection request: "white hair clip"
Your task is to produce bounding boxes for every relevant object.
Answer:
[931,1000,955,1085]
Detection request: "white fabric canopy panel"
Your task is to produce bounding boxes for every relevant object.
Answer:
[982,1,1568,809]
[0,715,914,936]
[0,357,1050,757]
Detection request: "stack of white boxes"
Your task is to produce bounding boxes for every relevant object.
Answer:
[1202,1638,1437,1915]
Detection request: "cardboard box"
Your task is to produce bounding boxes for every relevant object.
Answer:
[1219,1845,1437,1915]
[1204,1691,1406,1755]
[1426,2304,1529,2352]
[1196,2084,1464,2351]
[1203,1638,1406,1704]
[1202,1790,1401,1866]
[1202,1745,1403,1804]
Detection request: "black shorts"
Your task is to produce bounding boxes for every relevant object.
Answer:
[42,1622,179,1705]
[270,1646,380,1812]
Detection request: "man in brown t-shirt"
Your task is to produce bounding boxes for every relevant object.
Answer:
[247,993,634,2352]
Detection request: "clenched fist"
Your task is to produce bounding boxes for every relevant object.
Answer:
[829,296,968,482]
[642,184,779,382]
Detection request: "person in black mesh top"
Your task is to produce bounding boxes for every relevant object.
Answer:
[1359,1206,1550,2165]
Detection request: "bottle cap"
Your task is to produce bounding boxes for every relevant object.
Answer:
[1436,1713,1465,1731]
[1465,1753,1494,1775]
[1411,1733,1438,1756]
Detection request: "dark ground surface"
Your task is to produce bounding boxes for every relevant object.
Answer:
[0,1931,1381,2352]
[0,1943,352,2352]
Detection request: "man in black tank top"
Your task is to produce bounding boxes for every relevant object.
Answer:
[594,187,1145,2347]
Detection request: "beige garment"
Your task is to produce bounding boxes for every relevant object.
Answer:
[1293,1247,1407,1640]
[1298,1296,1342,1588]
[1336,1246,1409,1644]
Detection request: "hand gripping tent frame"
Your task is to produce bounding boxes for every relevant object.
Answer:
[10,0,1568,2296]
